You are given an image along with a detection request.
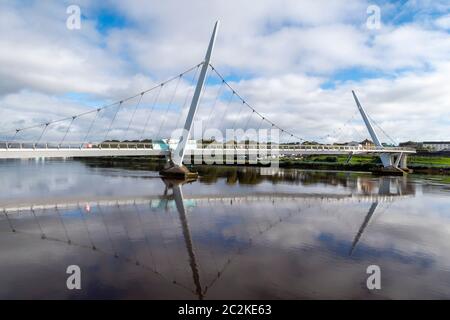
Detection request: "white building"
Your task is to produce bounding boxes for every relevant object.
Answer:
[345,141,362,147]
[422,141,450,151]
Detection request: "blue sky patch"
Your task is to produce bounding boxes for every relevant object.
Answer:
[321,67,397,89]
[95,9,130,34]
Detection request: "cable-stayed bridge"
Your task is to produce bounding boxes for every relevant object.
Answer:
[0,21,415,174]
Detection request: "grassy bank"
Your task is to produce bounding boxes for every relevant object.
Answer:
[279,155,450,174]
[279,155,377,172]
[76,154,450,175]
[408,155,450,167]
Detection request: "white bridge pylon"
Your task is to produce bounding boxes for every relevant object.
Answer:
[352,91,409,169]
[172,21,219,167]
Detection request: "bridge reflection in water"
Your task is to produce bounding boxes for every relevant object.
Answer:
[0,174,416,299]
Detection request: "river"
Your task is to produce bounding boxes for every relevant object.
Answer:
[0,159,449,299]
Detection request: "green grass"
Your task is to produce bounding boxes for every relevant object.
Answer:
[408,156,450,167]
[284,155,380,165]
[280,155,450,171]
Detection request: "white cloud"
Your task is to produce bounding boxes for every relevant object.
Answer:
[0,0,449,143]
[435,14,450,29]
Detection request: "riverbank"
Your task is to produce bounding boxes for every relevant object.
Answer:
[76,154,450,175]
[278,155,450,175]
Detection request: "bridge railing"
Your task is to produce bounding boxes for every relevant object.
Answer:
[0,141,154,150]
[97,142,153,149]
[198,143,415,152]
[277,144,415,152]
[0,141,415,153]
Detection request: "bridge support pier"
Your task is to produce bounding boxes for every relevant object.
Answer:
[393,153,411,171]
[372,153,411,175]
[398,153,412,173]
[400,154,408,170]
[160,159,198,179]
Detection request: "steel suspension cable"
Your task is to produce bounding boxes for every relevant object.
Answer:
[140,84,163,141]
[175,64,201,131]
[82,108,101,146]
[3,209,16,233]
[230,96,242,131]
[97,204,118,258]
[330,111,359,142]
[367,113,398,145]
[11,129,20,142]
[0,63,201,140]
[5,109,98,139]
[209,64,306,142]
[317,110,358,142]
[219,92,234,132]
[203,79,225,137]
[103,101,123,142]
[255,117,266,143]
[0,214,194,295]
[279,129,290,144]
[256,116,265,131]
[35,123,50,145]
[59,116,76,147]
[55,205,71,244]
[243,109,255,132]
[287,133,295,145]
[124,93,144,141]
[30,207,45,239]
[352,125,368,141]
[232,100,246,142]
[156,74,183,140]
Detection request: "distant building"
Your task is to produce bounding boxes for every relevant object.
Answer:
[301,141,320,145]
[360,139,375,147]
[345,141,362,147]
[381,143,396,147]
[422,141,450,151]
[399,141,421,149]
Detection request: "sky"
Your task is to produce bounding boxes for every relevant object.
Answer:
[0,0,449,143]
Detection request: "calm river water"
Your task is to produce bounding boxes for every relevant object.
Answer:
[0,159,449,299]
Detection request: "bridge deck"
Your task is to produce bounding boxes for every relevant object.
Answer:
[0,142,415,160]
